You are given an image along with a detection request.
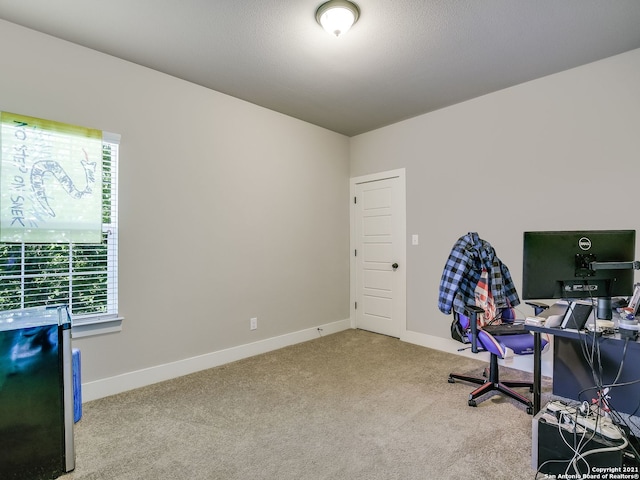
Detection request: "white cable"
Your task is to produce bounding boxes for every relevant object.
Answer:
[580,436,629,459]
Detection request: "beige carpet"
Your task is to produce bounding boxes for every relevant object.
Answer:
[60,329,551,480]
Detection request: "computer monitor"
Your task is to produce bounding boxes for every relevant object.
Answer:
[522,230,637,319]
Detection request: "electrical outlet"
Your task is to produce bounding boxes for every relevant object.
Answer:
[250,317,258,330]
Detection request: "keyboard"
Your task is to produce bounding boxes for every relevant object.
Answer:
[482,323,526,336]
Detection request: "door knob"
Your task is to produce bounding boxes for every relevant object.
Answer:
[392,263,399,270]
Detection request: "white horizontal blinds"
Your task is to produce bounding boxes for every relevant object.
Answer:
[0,134,119,318]
[101,134,118,318]
[0,111,103,243]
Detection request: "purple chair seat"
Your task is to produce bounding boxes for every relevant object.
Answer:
[449,311,548,413]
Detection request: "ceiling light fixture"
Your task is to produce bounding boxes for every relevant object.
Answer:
[315,0,360,37]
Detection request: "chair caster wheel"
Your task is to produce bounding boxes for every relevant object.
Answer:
[527,406,533,415]
[448,378,455,383]
[468,400,477,407]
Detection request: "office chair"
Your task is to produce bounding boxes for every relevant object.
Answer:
[448,303,548,414]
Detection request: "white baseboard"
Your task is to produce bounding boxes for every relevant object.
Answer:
[401,330,554,378]
[82,318,351,402]
[82,323,552,403]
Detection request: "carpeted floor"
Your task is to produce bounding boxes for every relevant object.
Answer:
[60,329,552,480]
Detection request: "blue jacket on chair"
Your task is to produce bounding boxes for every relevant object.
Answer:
[438,232,520,316]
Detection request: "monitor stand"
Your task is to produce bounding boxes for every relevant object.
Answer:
[596,296,612,320]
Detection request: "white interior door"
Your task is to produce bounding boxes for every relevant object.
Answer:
[352,171,406,338]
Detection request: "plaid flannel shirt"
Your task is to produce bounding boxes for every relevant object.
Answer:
[438,232,520,316]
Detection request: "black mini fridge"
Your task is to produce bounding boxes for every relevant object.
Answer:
[0,305,75,479]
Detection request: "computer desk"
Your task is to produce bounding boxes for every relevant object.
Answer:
[526,324,640,416]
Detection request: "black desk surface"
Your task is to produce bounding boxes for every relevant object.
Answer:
[525,323,640,342]
[525,324,583,338]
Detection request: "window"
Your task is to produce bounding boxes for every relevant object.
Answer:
[0,133,119,333]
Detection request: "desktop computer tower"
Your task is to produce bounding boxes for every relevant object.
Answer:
[532,407,624,476]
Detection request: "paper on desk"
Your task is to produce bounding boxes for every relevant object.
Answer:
[529,302,568,327]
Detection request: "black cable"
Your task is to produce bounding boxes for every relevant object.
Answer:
[577,376,640,399]
[612,337,629,385]
[563,298,606,405]
[558,296,640,464]
[536,293,640,477]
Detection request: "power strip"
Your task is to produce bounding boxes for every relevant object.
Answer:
[544,401,623,441]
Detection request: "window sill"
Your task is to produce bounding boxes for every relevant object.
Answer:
[72,315,123,338]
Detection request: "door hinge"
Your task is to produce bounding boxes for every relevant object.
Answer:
[355,302,358,310]
[354,249,357,257]
[354,196,357,204]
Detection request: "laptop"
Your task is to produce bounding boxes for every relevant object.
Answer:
[482,322,526,336]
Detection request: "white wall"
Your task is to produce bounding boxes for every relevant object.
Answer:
[0,20,351,398]
[350,48,640,340]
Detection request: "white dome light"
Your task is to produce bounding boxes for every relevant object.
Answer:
[316,1,360,37]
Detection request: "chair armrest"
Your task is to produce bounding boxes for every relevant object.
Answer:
[525,301,549,316]
[464,305,484,353]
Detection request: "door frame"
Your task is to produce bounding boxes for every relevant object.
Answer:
[349,168,407,338]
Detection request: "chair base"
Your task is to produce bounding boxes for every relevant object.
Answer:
[448,354,534,414]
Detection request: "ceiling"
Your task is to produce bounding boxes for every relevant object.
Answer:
[1,1,640,137]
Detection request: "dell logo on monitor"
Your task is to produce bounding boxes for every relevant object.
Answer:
[578,237,592,251]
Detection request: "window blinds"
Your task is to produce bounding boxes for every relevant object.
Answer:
[0,134,119,318]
